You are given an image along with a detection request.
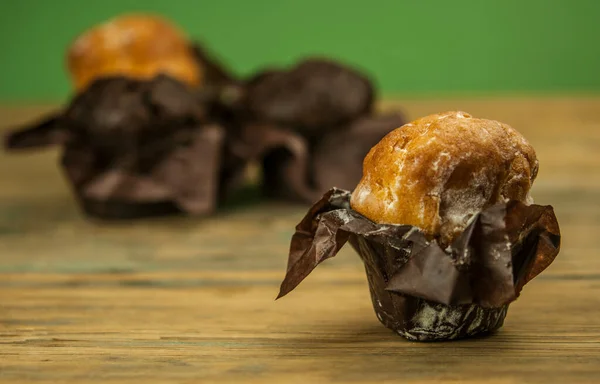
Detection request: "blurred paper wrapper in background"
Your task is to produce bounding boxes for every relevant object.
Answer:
[3,13,408,219]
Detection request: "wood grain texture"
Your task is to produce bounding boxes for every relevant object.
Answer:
[1,98,600,383]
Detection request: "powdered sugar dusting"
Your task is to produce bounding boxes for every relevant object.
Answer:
[431,151,450,172]
[525,192,534,205]
[351,110,536,245]
[101,21,136,50]
[439,168,493,240]
[353,183,371,206]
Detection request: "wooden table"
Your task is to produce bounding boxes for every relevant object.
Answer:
[1,98,599,383]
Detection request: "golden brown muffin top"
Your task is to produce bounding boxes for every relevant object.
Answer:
[350,111,538,246]
[67,14,201,91]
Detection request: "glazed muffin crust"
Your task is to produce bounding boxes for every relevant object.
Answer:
[350,111,538,246]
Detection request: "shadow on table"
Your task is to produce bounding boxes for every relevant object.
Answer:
[266,316,556,382]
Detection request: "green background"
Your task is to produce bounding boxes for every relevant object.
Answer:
[0,0,599,102]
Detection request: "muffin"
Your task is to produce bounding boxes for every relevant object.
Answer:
[244,58,374,135]
[278,111,561,341]
[351,111,538,246]
[4,75,224,219]
[67,14,201,91]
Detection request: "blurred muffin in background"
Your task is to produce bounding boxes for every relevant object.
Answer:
[67,14,202,91]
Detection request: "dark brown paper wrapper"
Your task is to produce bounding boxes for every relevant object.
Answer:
[311,113,407,193]
[187,50,401,206]
[189,41,245,122]
[3,48,406,218]
[278,189,561,341]
[3,75,225,219]
[230,113,406,204]
[243,59,375,135]
[190,41,238,90]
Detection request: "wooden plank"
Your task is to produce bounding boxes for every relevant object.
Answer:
[1,98,599,383]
